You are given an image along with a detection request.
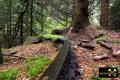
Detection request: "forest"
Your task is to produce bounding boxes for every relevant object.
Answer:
[0,0,120,80]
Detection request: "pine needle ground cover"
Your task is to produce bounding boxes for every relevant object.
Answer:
[0,41,58,80]
[0,57,51,80]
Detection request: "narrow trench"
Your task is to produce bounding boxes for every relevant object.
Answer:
[57,50,82,80]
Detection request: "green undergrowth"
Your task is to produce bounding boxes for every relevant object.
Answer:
[90,76,106,80]
[113,40,120,44]
[0,69,17,80]
[93,36,106,43]
[24,57,50,78]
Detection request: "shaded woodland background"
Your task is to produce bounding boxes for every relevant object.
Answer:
[0,0,120,48]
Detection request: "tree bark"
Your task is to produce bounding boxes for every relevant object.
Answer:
[72,0,90,30]
[0,48,3,64]
[100,0,109,29]
[30,0,33,36]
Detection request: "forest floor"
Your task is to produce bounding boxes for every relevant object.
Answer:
[0,42,58,80]
[0,25,120,80]
[64,25,120,80]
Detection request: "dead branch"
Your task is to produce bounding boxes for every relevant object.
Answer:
[5,50,18,55]
[78,42,95,50]
[93,54,109,61]
[99,41,112,50]
[79,39,90,43]
[112,50,120,57]
[3,54,25,59]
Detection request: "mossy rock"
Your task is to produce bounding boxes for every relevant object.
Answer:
[38,34,63,41]
[24,34,63,45]
[24,36,45,45]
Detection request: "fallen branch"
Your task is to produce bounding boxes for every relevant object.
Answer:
[99,41,112,50]
[78,42,95,50]
[79,39,90,43]
[3,54,25,59]
[112,50,120,57]
[93,54,109,61]
[5,50,18,55]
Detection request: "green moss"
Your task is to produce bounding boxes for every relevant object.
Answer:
[0,69,17,80]
[41,34,63,41]
[25,57,50,78]
[93,36,106,43]
[113,40,120,44]
[90,76,106,80]
[24,34,63,45]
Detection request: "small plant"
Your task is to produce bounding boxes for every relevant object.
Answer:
[113,40,120,44]
[90,76,106,80]
[0,69,17,80]
[25,57,50,78]
[93,36,106,43]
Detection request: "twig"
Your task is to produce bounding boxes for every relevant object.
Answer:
[2,54,25,59]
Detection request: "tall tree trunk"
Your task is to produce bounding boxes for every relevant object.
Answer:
[72,0,90,30]
[9,0,12,47]
[0,48,3,64]
[40,2,44,32]
[30,0,33,36]
[100,0,109,29]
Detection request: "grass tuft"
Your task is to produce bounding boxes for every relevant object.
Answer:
[25,57,50,78]
[0,69,17,80]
